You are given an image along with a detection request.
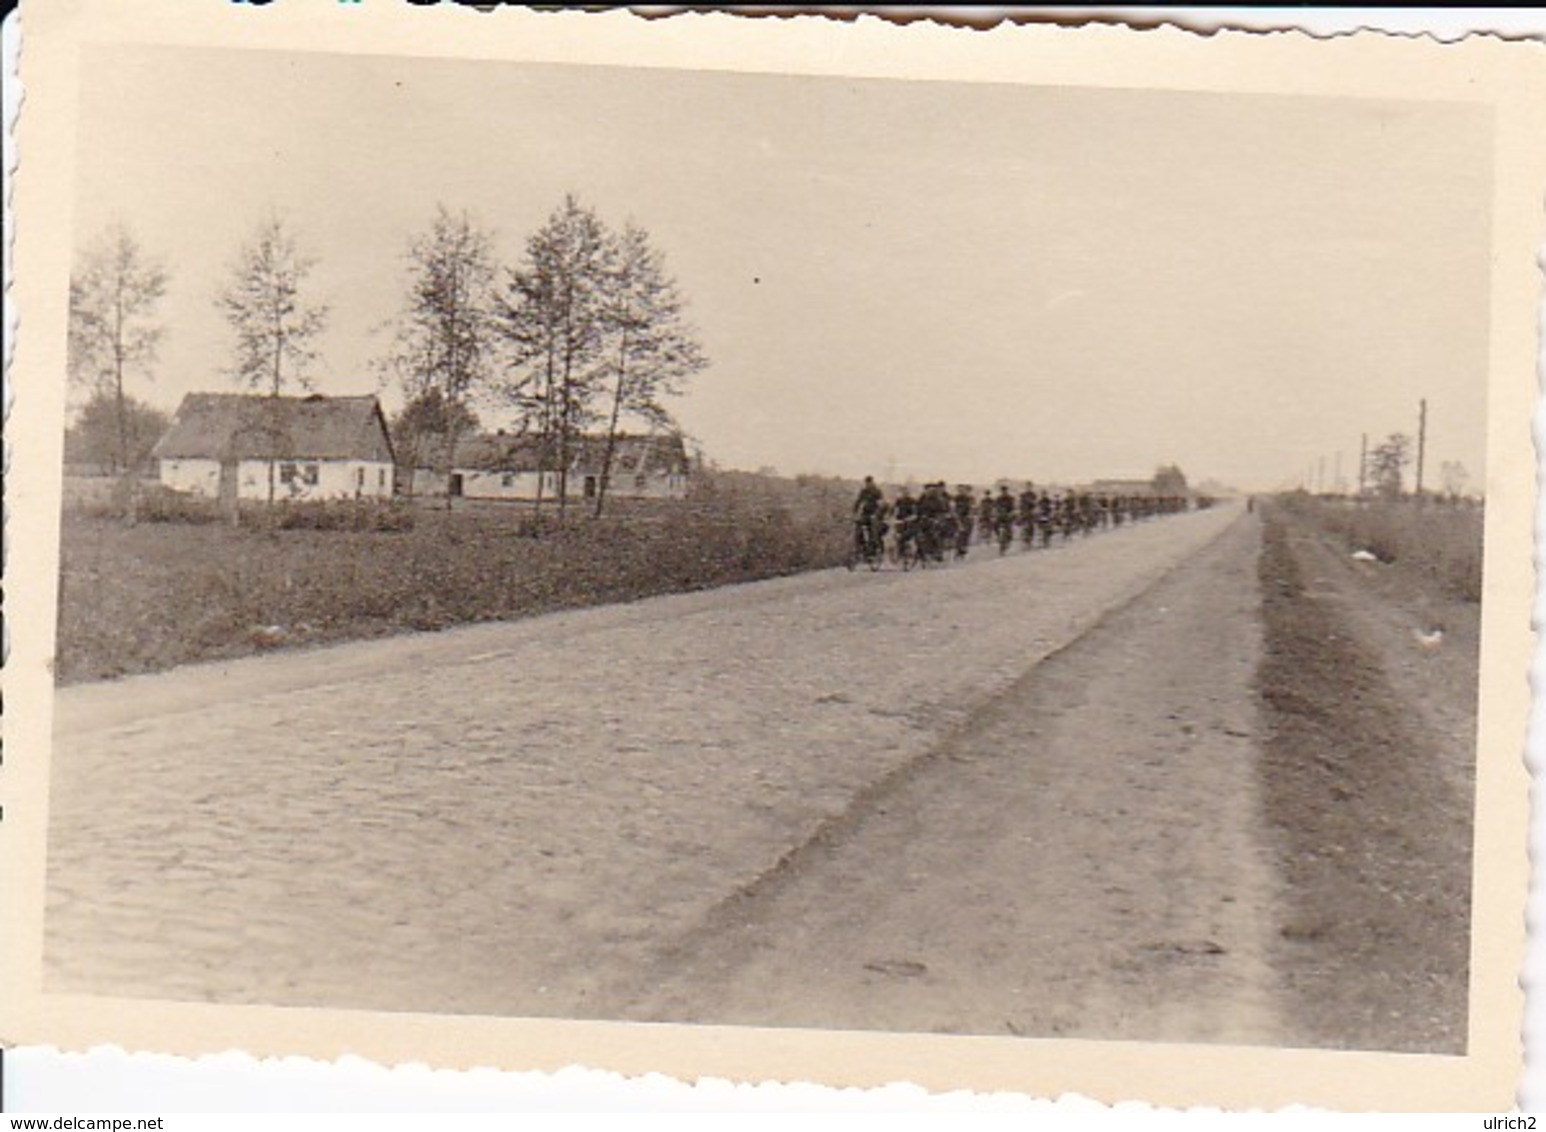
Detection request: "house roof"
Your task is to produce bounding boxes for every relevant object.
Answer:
[575,433,690,475]
[1084,478,1156,495]
[152,393,396,464]
[454,432,540,472]
[451,432,689,475]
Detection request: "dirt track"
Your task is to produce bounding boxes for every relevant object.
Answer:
[1255,511,1474,1054]
[43,499,1474,1052]
[615,513,1284,1045]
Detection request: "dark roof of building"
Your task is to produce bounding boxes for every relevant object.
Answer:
[451,432,689,475]
[152,393,396,464]
[1085,478,1156,495]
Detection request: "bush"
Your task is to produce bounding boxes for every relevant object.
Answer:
[240,499,416,533]
[129,484,224,525]
[1285,495,1484,603]
[55,474,857,683]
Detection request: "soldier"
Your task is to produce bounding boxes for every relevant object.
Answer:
[1032,491,1057,550]
[1018,483,1038,548]
[853,475,883,520]
[851,475,885,560]
[951,484,975,559]
[977,488,996,544]
[993,483,1017,552]
[918,482,950,563]
[892,484,920,563]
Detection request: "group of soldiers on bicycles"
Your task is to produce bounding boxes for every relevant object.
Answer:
[849,476,1190,570]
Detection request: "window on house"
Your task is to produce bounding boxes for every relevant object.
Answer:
[379,468,387,488]
[635,473,648,491]
[502,472,515,488]
[302,464,320,486]
[279,462,299,485]
[356,467,366,488]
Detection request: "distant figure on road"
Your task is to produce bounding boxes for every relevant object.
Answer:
[854,475,884,520]
[917,482,950,563]
[951,485,975,559]
[1018,484,1038,547]
[993,484,1017,553]
[893,485,919,562]
[852,476,887,567]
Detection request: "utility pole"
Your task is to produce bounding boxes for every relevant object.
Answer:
[1358,432,1368,499]
[1334,451,1342,495]
[1415,398,1428,505]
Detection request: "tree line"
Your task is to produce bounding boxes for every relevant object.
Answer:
[66,194,707,519]
[1362,433,1470,503]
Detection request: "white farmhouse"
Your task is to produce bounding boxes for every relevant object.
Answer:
[423,431,690,502]
[152,392,397,503]
[574,433,691,502]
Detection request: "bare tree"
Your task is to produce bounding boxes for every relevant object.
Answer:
[376,205,499,506]
[215,214,330,506]
[590,221,707,518]
[1366,433,1412,500]
[67,223,168,475]
[217,214,329,396]
[1440,459,1470,501]
[497,194,610,521]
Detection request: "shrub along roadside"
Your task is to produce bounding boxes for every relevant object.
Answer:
[1274,491,1484,603]
[79,484,419,532]
[55,480,853,684]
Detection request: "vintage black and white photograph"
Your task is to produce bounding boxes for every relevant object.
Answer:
[7,2,1542,1113]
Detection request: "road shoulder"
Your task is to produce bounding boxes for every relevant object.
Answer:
[1256,506,1473,1054]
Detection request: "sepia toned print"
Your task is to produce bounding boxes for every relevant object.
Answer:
[6,2,1542,1112]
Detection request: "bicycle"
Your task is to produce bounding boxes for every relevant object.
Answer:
[846,513,887,572]
[995,515,1015,555]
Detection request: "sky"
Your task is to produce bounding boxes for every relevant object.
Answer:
[68,43,1495,493]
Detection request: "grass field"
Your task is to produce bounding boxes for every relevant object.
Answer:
[1278,492,1485,603]
[55,471,855,684]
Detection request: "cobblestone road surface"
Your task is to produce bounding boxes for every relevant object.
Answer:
[46,504,1241,1022]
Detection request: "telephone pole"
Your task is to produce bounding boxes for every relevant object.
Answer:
[1358,432,1368,498]
[1415,398,1428,505]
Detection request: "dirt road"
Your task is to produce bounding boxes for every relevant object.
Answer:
[43,499,1472,1051]
[616,513,1284,1046]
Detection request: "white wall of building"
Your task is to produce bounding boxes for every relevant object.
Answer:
[159,457,222,497]
[447,468,687,501]
[243,459,395,501]
[160,458,394,501]
[455,469,552,500]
